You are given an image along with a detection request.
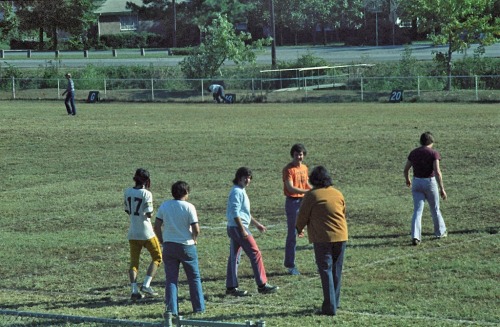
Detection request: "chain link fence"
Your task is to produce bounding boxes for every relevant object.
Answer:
[0,310,265,327]
[0,75,498,103]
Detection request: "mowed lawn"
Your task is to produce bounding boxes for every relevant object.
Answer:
[0,101,498,327]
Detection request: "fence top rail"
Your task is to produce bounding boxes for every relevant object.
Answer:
[261,64,376,74]
[0,309,266,327]
[1,75,499,82]
[0,309,160,327]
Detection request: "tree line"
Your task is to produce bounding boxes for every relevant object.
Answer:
[1,0,498,49]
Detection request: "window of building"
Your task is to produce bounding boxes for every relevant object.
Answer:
[120,15,138,31]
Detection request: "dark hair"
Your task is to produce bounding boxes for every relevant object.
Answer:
[419,131,435,146]
[290,143,307,157]
[133,168,151,189]
[171,181,190,200]
[309,165,333,188]
[232,167,252,185]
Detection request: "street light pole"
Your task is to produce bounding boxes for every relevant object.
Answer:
[365,0,382,47]
[270,0,277,69]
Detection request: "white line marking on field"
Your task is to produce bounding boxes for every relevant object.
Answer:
[344,233,498,272]
[342,310,500,326]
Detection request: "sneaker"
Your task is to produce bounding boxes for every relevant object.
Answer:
[287,267,301,275]
[412,238,421,246]
[131,292,143,301]
[437,231,448,239]
[258,284,278,294]
[226,288,249,297]
[140,285,158,297]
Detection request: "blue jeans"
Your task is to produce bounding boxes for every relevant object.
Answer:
[314,241,346,315]
[284,197,302,268]
[65,91,77,115]
[163,242,205,315]
[411,177,447,240]
[226,226,267,288]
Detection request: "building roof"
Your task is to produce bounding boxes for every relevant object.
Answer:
[95,0,144,15]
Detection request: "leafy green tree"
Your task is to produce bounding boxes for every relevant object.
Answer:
[402,0,499,90]
[126,0,176,46]
[180,13,270,79]
[16,0,95,50]
[128,0,256,47]
[270,0,365,45]
[0,1,19,44]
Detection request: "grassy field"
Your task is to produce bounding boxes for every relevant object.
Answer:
[0,101,498,327]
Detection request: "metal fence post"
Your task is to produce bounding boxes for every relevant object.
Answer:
[475,75,478,101]
[417,76,420,97]
[201,79,205,102]
[304,77,308,100]
[12,77,15,99]
[0,49,4,59]
[151,78,154,101]
[164,311,172,327]
[361,76,364,101]
[58,79,60,99]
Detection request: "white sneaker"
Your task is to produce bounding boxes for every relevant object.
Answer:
[140,285,158,297]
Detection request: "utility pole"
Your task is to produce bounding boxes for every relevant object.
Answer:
[365,0,382,46]
[270,0,277,69]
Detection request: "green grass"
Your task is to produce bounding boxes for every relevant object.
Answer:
[0,101,498,326]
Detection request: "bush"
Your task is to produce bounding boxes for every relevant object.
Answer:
[10,39,50,50]
[99,32,167,49]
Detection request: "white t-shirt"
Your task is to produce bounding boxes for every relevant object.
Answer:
[123,187,155,240]
[208,84,222,93]
[156,199,198,245]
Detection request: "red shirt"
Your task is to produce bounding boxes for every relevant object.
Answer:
[408,146,441,178]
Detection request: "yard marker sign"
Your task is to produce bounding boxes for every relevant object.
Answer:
[226,94,236,103]
[87,91,100,103]
[389,90,403,102]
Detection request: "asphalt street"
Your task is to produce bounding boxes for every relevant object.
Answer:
[2,43,499,68]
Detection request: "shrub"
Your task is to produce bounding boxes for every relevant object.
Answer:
[99,32,166,49]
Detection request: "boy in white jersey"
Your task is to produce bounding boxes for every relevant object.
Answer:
[123,168,162,300]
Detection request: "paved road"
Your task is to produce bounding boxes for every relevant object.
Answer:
[2,43,499,68]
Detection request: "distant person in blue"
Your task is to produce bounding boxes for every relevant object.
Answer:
[62,73,77,115]
[207,84,230,103]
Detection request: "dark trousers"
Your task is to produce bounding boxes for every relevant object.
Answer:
[314,241,346,315]
[65,92,77,115]
[213,89,228,103]
[284,197,302,268]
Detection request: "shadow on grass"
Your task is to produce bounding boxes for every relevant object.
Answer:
[207,308,314,322]
[352,226,498,241]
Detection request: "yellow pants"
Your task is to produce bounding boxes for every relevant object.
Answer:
[129,237,162,272]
